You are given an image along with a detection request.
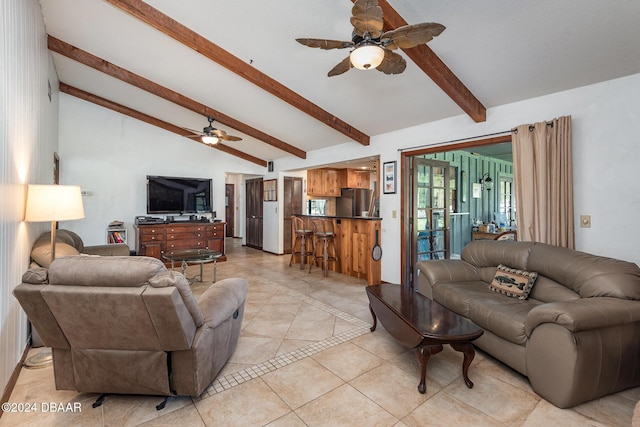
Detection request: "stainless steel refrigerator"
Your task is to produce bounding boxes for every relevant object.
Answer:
[336,189,372,217]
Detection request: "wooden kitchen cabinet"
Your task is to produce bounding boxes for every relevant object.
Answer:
[307,169,342,196]
[135,222,226,264]
[324,169,341,196]
[345,169,370,189]
[307,169,323,196]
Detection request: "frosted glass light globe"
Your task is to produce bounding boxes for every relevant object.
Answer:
[350,45,385,70]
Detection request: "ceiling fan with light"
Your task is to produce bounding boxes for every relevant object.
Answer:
[296,0,445,76]
[184,116,242,145]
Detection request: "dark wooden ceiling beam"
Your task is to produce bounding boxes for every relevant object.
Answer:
[105,0,370,146]
[48,36,306,159]
[59,82,267,166]
[376,0,486,123]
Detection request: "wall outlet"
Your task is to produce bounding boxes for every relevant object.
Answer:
[580,215,591,228]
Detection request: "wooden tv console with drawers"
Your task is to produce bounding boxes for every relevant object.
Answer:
[135,222,226,264]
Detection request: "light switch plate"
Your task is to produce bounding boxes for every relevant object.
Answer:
[580,215,591,228]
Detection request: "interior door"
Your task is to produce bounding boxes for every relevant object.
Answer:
[411,158,450,284]
[245,178,263,249]
[283,177,303,254]
[225,184,235,237]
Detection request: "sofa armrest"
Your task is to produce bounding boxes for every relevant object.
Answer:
[198,278,248,329]
[525,297,640,336]
[416,260,478,298]
[82,244,130,256]
[525,298,640,407]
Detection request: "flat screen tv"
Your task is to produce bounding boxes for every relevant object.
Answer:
[147,175,212,214]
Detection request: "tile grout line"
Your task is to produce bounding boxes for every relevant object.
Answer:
[199,279,372,398]
[202,327,371,397]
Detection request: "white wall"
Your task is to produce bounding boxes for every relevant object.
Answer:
[262,197,279,254]
[261,170,307,255]
[58,72,640,284]
[224,173,244,239]
[1,0,59,396]
[276,73,640,283]
[58,95,265,248]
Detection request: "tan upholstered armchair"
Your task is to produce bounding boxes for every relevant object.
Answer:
[30,229,130,268]
[13,255,248,406]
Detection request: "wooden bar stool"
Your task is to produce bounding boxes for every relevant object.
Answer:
[289,216,314,269]
[309,218,339,277]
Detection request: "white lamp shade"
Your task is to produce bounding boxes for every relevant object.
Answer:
[350,45,385,70]
[202,135,219,145]
[24,185,85,222]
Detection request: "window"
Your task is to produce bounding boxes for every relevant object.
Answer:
[499,175,515,226]
[263,179,277,201]
[449,167,457,213]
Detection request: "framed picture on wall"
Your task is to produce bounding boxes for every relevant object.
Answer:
[383,161,397,194]
[472,182,482,198]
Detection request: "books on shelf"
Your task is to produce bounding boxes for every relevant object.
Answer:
[107,221,126,244]
[107,229,126,244]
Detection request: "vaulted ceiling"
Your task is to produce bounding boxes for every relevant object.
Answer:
[40,0,640,166]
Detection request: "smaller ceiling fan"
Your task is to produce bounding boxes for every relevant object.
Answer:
[184,116,242,145]
[296,0,445,76]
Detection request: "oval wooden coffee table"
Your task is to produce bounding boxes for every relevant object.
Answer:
[366,284,483,394]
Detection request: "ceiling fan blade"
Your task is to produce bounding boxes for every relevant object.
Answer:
[212,128,242,141]
[376,50,406,74]
[350,0,383,39]
[221,135,242,142]
[181,126,203,134]
[382,22,446,50]
[296,38,354,50]
[328,56,353,77]
[185,134,202,139]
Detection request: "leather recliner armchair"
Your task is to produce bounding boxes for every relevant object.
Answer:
[30,229,130,268]
[13,255,248,400]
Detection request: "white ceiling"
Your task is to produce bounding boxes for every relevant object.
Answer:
[40,0,640,164]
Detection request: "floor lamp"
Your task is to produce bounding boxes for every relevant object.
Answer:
[23,184,85,368]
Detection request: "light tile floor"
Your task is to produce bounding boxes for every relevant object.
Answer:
[2,239,638,426]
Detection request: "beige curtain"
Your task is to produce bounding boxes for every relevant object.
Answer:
[512,115,574,248]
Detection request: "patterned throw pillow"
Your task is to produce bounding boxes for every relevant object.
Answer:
[490,264,538,300]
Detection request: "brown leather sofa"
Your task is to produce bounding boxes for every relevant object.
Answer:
[416,240,640,408]
[30,229,130,268]
[13,255,248,400]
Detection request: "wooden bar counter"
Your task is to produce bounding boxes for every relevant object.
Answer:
[296,215,381,285]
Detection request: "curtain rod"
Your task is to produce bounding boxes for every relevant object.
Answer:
[397,130,511,153]
[512,121,554,134]
[398,120,556,152]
